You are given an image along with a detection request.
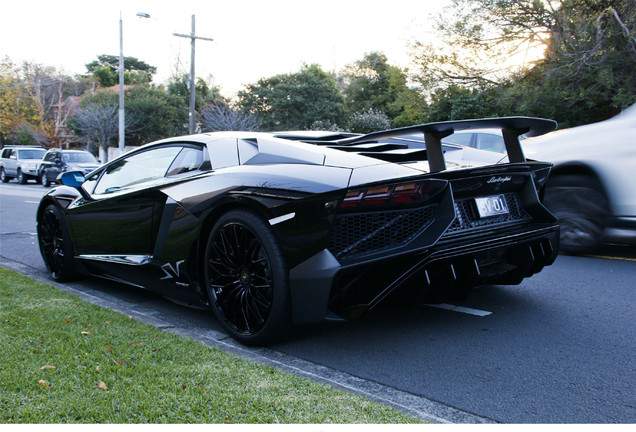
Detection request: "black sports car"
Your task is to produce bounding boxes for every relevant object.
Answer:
[37,117,560,345]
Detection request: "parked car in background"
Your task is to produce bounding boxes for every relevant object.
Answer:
[442,128,507,154]
[0,146,47,184]
[37,117,559,345]
[38,149,100,187]
[445,107,636,253]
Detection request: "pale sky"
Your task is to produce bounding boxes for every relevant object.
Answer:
[2,0,448,98]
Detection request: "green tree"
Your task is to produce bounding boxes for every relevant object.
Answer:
[410,0,636,126]
[341,52,424,126]
[237,64,344,131]
[166,73,224,121]
[346,108,391,134]
[125,85,188,144]
[85,55,156,87]
[74,85,188,148]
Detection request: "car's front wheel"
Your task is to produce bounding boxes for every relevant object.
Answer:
[203,209,293,346]
[38,204,76,281]
[0,168,9,183]
[543,175,609,254]
[17,169,27,184]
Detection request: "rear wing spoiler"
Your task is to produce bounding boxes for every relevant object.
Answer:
[336,117,557,172]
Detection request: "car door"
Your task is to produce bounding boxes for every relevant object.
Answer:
[66,145,185,259]
[5,149,17,176]
[48,151,64,180]
[40,151,56,180]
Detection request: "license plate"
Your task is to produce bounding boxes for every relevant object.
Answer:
[475,195,509,218]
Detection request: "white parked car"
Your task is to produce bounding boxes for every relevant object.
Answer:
[0,146,47,184]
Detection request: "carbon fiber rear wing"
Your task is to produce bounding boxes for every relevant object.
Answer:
[336,117,557,172]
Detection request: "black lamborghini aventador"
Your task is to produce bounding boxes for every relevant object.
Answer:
[37,117,560,345]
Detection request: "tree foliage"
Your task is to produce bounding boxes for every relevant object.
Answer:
[340,52,424,126]
[75,86,188,146]
[346,108,392,134]
[200,101,261,132]
[166,73,224,117]
[67,102,123,152]
[410,0,636,126]
[0,58,39,145]
[237,64,344,131]
[85,54,156,87]
[0,58,91,146]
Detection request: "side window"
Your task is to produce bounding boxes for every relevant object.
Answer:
[166,146,210,177]
[444,133,473,147]
[81,172,100,195]
[475,134,506,153]
[93,146,181,195]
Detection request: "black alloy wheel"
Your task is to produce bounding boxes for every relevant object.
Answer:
[38,204,76,281]
[204,210,293,346]
[543,175,609,254]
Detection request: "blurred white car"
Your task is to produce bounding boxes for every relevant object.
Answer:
[446,108,636,253]
[522,106,636,253]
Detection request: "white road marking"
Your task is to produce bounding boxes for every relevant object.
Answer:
[425,303,493,316]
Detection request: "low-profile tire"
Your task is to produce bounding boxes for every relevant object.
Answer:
[0,168,9,183]
[17,169,27,184]
[543,174,609,254]
[203,209,294,346]
[38,204,76,281]
[41,170,50,187]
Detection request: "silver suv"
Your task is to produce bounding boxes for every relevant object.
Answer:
[0,146,47,184]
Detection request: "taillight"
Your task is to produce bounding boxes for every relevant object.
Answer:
[340,180,446,209]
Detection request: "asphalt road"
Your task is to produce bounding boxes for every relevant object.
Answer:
[1,181,634,423]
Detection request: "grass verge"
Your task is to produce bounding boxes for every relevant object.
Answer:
[0,267,420,424]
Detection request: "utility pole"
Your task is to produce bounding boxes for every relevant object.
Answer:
[173,15,214,134]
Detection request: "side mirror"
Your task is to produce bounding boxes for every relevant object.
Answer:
[58,171,85,188]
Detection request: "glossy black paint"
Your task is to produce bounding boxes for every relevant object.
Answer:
[37,119,560,337]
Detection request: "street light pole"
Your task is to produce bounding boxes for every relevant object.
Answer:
[118,12,125,153]
[173,15,214,134]
[118,12,150,155]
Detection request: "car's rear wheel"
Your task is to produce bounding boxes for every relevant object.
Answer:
[543,175,609,254]
[204,209,293,346]
[38,204,76,281]
[41,170,50,187]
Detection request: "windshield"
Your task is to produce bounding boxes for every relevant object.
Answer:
[19,149,46,159]
[62,152,98,163]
